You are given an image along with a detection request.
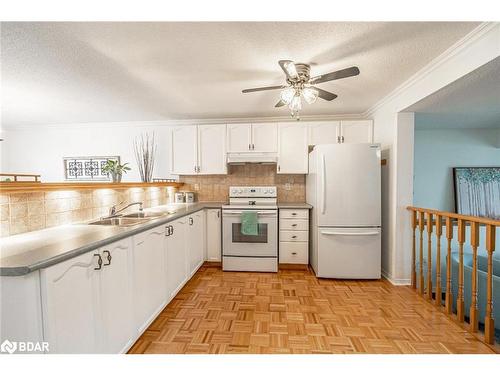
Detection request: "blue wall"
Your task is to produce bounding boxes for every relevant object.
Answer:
[413,127,500,212]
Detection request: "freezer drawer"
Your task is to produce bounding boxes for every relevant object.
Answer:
[316,227,381,279]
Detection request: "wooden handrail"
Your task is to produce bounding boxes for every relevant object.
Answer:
[407,206,498,346]
[407,206,500,226]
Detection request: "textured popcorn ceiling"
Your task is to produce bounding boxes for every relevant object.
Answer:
[1,22,479,127]
[409,56,500,129]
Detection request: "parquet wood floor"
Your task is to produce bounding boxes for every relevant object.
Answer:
[128,266,495,354]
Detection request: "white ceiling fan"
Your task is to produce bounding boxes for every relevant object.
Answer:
[242,60,360,117]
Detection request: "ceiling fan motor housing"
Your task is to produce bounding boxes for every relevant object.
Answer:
[288,63,311,84]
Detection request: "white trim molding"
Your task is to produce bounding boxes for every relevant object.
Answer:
[365,22,500,118]
[382,270,411,286]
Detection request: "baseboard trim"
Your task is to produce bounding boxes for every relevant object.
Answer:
[382,269,411,286]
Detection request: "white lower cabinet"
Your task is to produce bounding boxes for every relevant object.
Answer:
[24,208,221,354]
[133,226,167,333]
[206,209,222,261]
[188,211,205,276]
[99,238,134,353]
[279,209,310,266]
[166,217,188,298]
[41,237,133,354]
[41,250,101,354]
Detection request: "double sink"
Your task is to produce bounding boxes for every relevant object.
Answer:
[88,210,175,227]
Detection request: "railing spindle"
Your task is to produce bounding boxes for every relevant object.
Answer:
[445,217,453,314]
[469,221,479,332]
[435,214,442,306]
[411,210,417,289]
[485,224,496,344]
[426,212,433,300]
[418,211,425,295]
[457,219,466,322]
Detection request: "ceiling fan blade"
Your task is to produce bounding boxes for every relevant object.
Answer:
[242,85,286,93]
[275,100,286,108]
[309,66,360,84]
[278,60,298,79]
[314,87,338,101]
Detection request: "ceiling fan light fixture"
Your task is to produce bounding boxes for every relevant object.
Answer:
[284,61,298,78]
[280,87,296,105]
[289,94,302,112]
[302,87,319,104]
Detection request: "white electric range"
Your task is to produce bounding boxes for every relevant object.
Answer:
[222,186,278,272]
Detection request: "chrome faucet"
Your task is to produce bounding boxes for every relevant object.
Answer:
[108,201,143,217]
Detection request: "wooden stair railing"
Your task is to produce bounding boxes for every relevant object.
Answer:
[407,206,499,346]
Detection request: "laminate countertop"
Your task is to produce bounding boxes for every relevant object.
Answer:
[0,202,223,277]
[0,201,311,276]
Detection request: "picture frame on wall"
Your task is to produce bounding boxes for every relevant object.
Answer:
[63,156,120,181]
[453,167,500,220]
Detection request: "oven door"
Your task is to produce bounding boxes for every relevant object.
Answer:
[222,210,277,257]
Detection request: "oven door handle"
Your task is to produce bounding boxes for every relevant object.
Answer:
[223,210,277,216]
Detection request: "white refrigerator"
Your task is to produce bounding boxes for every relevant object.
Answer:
[306,143,381,279]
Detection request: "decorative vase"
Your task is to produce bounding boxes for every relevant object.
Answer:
[111,173,122,183]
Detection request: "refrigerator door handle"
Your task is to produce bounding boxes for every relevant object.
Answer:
[320,154,326,214]
[320,230,380,236]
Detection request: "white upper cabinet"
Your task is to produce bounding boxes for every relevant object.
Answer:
[227,123,252,152]
[251,123,278,152]
[227,123,277,153]
[340,120,373,143]
[171,124,227,175]
[171,126,198,175]
[307,120,373,145]
[198,124,227,174]
[277,122,308,174]
[307,121,341,145]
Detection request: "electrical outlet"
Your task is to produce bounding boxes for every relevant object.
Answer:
[285,183,292,191]
[194,184,200,191]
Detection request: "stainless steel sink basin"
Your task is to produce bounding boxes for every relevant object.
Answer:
[88,217,146,227]
[122,211,165,219]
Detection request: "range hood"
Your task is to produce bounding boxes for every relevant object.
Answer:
[226,152,277,164]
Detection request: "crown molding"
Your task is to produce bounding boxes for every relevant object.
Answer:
[1,113,369,131]
[363,22,499,118]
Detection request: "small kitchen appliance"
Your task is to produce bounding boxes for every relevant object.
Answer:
[174,192,185,203]
[222,186,278,272]
[185,191,195,203]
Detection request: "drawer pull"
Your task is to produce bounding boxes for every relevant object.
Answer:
[291,252,297,255]
[292,235,297,239]
[291,213,297,216]
[291,224,297,227]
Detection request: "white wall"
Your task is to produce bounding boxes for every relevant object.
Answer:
[372,23,500,285]
[1,123,174,182]
[414,127,500,211]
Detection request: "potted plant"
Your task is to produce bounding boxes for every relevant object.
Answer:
[102,159,131,183]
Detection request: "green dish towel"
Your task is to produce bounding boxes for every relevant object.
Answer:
[241,211,259,236]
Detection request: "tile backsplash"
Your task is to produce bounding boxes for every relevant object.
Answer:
[180,164,305,203]
[0,165,305,237]
[0,187,169,237]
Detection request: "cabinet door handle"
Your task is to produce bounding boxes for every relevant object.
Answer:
[252,144,255,150]
[278,165,280,172]
[94,254,103,270]
[217,210,220,218]
[171,225,174,235]
[103,250,112,266]
[248,144,251,150]
[292,252,297,255]
[165,226,170,236]
[189,217,194,225]
[341,136,345,143]
[291,235,297,239]
[292,224,297,227]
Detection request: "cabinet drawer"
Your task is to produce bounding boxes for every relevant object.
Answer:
[279,242,308,264]
[280,209,309,219]
[279,219,309,231]
[280,231,308,242]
